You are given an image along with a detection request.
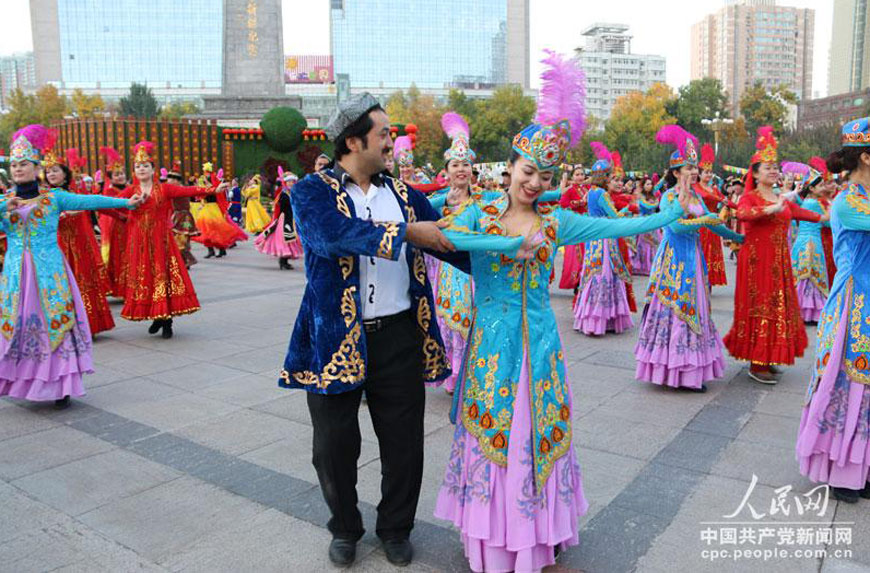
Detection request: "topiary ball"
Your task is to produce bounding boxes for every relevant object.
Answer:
[260,107,307,152]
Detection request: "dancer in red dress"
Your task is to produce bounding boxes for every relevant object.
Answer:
[118,142,227,338]
[42,143,116,335]
[723,127,827,384]
[809,156,837,286]
[694,144,731,286]
[98,146,129,297]
[558,166,588,291]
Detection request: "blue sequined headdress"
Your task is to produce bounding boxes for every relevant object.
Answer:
[511,50,586,172]
[9,124,53,164]
[842,117,870,147]
[441,112,476,164]
[589,141,612,175]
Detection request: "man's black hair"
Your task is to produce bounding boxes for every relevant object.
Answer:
[333,104,384,161]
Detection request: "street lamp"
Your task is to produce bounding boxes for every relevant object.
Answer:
[701,112,734,156]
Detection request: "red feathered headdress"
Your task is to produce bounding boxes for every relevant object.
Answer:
[809,156,832,183]
[132,141,156,165]
[751,126,778,164]
[65,148,87,175]
[699,143,715,171]
[611,151,624,178]
[99,146,125,173]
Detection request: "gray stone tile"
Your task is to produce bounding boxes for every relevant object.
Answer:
[737,412,802,450]
[97,350,197,377]
[575,447,646,521]
[78,476,267,563]
[147,362,251,392]
[174,408,294,456]
[686,404,753,438]
[88,380,239,432]
[162,508,350,572]
[0,426,115,480]
[0,517,166,573]
[710,439,810,489]
[199,372,288,407]
[12,449,180,516]
[755,388,806,419]
[240,421,381,485]
[575,408,681,461]
[654,429,732,473]
[250,391,309,423]
[593,386,710,429]
[0,481,67,543]
[0,401,60,442]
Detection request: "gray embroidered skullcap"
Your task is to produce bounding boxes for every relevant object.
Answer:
[325,92,381,140]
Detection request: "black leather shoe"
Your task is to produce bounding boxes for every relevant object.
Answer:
[161,319,174,339]
[328,538,356,567]
[216,248,227,258]
[54,396,71,410]
[148,320,163,334]
[204,248,215,259]
[382,538,413,566]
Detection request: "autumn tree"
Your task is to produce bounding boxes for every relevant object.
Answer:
[470,85,535,163]
[71,89,105,118]
[605,83,676,173]
[385,85,446,167]
[0,86,68,148]
[160,101,201,119]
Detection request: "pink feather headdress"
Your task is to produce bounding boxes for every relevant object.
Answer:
[534,50,586,147]
[655,125,699,168]
[393,135,414,168]
[10,124,54,164]
[441,111,475,164]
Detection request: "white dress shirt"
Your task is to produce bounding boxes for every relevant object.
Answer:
[346,180,411,320]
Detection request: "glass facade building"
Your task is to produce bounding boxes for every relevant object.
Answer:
[54,0,222,90]
[330,0,511,90]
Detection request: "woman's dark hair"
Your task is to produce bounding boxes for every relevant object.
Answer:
[664,167,680,189]
[508,149,521,165]
[589,173,608,188]
[827,147,867,174]
[333,104,384,160]
[745,162,761,189]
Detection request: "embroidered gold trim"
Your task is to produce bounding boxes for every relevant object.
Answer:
[339,256,353,280]
[374,222,399,259]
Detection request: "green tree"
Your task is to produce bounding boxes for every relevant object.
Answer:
[470,85,535,163]
[0,86,68,148]
[159,101,201,119]
[666,78,730,141]
[71,88,105,118]
[739,82,797,133]
[260,106,307,152]
[119,83,161,118]
[385,86,447,167]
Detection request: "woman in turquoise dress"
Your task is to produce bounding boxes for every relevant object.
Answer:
[790,174,831,323]
[0,124,142,408]
[573,143,635,335]
[796,117,870,503]
[425,112,480,393]
[432,51,690,572]
[635,125,743,392]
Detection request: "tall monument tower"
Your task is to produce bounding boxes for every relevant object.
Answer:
[202,0,300,122]
[222,0,285,96]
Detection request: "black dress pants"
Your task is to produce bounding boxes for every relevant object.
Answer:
[307,311,425,542]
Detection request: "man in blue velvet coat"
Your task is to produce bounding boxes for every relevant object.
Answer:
[281,93,468,567]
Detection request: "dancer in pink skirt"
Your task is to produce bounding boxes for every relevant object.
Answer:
[0,124,142,409]
[434,52,689,573]
[797,117,870,503]
[255,169,303,270]
[573,142,634,335]
[635,125,742,392]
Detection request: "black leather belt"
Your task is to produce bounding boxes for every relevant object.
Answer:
[362,310,412,333]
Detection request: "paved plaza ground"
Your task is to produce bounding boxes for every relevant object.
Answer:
[1,241,869,573]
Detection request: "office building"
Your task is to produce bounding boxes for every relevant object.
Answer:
[329,0,529,90]
[0,52,37,110]
[798,88,870,130]
[574,23,667,120]
[690,0,814,112]
[30,0,223,100]
[828,0,870,96]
